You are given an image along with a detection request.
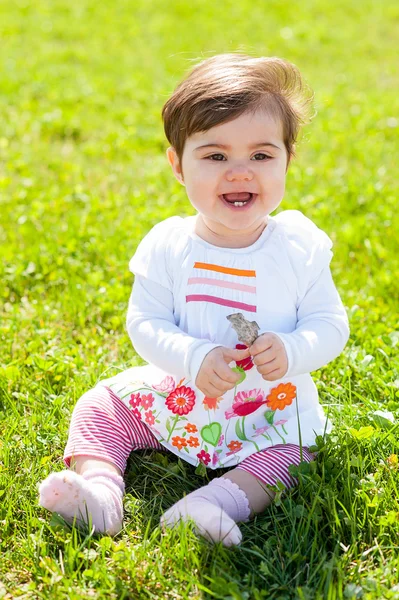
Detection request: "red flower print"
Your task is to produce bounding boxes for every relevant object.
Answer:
[165,386,196,415]
[141,393,154,410]
[129,393,141,408]
[144,411,155,426]
[131,407,142,420]
[235,343,254,371]
[227,440,242,452]
[203,396,223,410]
[185,423,198,433]
[266,383,296,411]
[172,436,187,451]
[197,450,211,465]
[225,389,267,419]
[187,436,200,448]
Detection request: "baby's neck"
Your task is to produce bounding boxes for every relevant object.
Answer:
[194,215,268,249]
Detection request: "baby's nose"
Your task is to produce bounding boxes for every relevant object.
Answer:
[226,166,253,181]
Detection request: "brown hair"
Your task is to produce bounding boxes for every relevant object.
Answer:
[162,53,315,166]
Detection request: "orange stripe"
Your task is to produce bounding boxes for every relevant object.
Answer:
[194,262,256,277]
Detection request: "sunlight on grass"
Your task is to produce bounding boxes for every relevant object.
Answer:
[1,0,398,598]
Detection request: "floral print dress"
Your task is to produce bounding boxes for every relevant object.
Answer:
[100,211,335,469]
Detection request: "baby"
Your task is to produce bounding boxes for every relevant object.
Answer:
[39,53,349,546]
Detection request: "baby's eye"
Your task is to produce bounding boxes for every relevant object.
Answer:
[206,154,226,161]
[251,153,272,160]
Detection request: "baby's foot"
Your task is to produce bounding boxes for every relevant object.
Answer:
[38,469,124,535]
[160,498,242,547]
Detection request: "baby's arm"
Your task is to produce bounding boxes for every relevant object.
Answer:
[126,274,222,382]
[274,266,349,378]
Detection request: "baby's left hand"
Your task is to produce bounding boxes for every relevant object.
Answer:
[248,333,288,381]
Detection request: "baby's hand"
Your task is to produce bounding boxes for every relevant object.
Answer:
[248,333,288,381]
[196,346,251,398]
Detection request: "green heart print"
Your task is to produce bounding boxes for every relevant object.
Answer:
[200,422,222,447]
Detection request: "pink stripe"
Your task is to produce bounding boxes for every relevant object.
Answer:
[237,444,314,488]
[64,386,164,471]
[186,294,257,312]
[188,277,256,294]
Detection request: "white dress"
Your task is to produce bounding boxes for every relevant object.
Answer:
[100,210,349,469]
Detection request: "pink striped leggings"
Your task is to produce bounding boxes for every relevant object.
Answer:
[64,386,315,490]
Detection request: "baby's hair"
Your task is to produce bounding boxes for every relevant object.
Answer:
[162,53,315,165]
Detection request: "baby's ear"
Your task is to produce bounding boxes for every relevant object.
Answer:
[166,147,185,185]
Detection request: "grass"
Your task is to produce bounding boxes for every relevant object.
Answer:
[0,0,399,597]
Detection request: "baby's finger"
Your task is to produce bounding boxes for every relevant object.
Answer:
[200,382,225,398]
[257,357,278,376]
[249,333,274,355]
[262,367,284,381]
[209,371,236,393]
[215,361,241,384]
[252,347,275,367]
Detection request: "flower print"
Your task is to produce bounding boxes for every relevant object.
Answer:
[227,440,243,452]
[129,393,141,408]
[253,424,271,437]
[185,423,198,433]
[172,436,187,451]
[225,389,267,419]
[131,407,142,420]
[235,343,254,371]
[165,386,196,415]
[203,396,223,411]
[217,434,224,447]
[187,436,200,448]
[141,393,154,410]
[212,451,220,467]
[144,411,155,426]
[197,450,211,465]
[266,383,296,411]
[274,419,288,427]
[226,440,243,456]
[152,376,175,394]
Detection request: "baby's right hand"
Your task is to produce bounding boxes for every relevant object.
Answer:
[195,346,251,398]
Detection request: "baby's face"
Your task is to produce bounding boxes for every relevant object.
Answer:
[167,109,288,241]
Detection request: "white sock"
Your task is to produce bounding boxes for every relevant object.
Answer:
[160,477,251,547]
[38,469,125,536]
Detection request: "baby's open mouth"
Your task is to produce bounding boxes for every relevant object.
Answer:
[221,192,256,207]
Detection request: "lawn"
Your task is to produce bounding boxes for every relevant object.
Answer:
[1,0,399,598]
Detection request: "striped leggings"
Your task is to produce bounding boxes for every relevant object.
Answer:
[64,386,315,490]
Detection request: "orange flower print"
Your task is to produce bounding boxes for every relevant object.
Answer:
[187,436,200,448]
[227,440,243,452]
[185,423,198,433]
[165,386,196,415]
[171,436,187,451]
[203,396,223,410]
[266,383,297,410]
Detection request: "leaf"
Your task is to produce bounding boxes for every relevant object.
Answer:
[371,410,395,430]
[264,410,275,425]
[200,423,222,447]
[231,366,246,385]
[165,418,172,433]
[349,426,375,440]
[195,462,207,477]
[235,418,247,441]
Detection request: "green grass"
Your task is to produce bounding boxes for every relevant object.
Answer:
[1,0,399,597]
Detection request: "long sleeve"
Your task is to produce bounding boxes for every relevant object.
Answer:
[126,274,222,383]
[275,266,349,377]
